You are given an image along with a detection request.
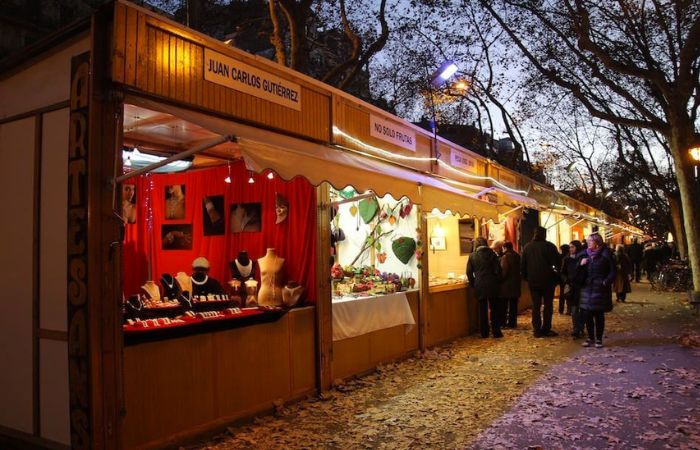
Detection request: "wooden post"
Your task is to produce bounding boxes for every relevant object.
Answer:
[315,184,333,390]
[418,209,429,351]
[90,6,124,449]
[66,5,123,449]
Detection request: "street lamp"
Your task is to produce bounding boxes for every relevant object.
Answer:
[430,60,459,88]
[690,144,700,179]
[427,60,460,163]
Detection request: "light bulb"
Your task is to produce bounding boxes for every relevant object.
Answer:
[267,172,274,180]
[248,176,255,184]
[224,176,231,184]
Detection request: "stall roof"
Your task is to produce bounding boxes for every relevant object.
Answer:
[124,97,499,221]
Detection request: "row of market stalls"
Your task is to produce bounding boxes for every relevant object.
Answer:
[0,2,643,449]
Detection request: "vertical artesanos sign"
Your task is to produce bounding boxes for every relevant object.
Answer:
[67,52,91,449]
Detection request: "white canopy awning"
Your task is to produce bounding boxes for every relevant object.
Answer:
[125,95,499,221]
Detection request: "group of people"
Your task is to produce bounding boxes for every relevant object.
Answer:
[626,238,676,283]
[467,226,634,348]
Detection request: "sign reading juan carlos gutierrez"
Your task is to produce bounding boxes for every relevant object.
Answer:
[204,48,302,111]
[369,115,416,152]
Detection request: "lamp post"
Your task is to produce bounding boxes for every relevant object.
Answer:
[427,60,459,165]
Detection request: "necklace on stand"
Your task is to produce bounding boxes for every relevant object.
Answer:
[235,259,253,278]
[161,274,175,290]
[191,274,209,286]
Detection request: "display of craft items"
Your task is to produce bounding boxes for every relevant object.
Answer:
[330,264,416,298]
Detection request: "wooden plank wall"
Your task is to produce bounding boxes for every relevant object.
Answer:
[113,3,330,143]
[123,307,316,450]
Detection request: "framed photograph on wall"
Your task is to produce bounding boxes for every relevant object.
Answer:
[230,203,262,232]
[202,195,225,236]
[161,224,193,250]
[430,236,446,251]
[165,184,186,220]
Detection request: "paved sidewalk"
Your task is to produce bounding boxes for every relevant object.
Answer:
[472,283,700,449]
[194,283,700,450]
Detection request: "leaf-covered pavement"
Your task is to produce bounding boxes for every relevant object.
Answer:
[192,283,700,449]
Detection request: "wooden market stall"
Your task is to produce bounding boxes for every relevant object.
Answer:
[0,2,644,450]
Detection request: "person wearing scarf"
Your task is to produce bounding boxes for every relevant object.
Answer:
[576,233,616,348]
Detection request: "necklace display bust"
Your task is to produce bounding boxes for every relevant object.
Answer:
[160,273,181,299]
[141,280,161,301]
[257,248,285,306]
[229,250,257,282]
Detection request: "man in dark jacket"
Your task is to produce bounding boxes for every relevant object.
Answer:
[467,237,503,338]
[521,226,560,337]
[627,238,643,282]
[499,241,521,328]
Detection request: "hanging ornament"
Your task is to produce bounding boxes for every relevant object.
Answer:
[359,197,379,224]
[349,204,358,217]
[392,237,417,265]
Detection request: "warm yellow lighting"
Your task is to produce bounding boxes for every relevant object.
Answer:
[454,80,468,90]
[690,145,700,162]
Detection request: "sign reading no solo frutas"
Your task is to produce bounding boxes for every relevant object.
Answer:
[204,48,302,111]
[369,115,416,152]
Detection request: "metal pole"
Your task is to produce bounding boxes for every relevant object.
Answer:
[115,134,234,183]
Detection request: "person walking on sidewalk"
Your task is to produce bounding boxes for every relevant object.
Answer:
[627,237,643,282]
[578,233,616,348]
[467,237,503,338]
[521,226,561,338]
[499,241,521,329]
[562,240,584,338]
[613,244,632,302]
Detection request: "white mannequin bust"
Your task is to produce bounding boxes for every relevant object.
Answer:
[257,248,285,306]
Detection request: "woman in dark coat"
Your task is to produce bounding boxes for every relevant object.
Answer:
[613,244,632,302]
[576,233,616,348]
[467,237,503,338]
[499,241,521,329]
[561,240,583,338]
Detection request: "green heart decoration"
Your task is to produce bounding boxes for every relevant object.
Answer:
[339,187,357,199]
[392,237,416,265]
[359,197,379,224]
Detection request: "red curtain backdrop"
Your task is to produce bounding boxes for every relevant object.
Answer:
[122,162,317,303]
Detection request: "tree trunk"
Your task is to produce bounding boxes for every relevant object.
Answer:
[666,193,687,259]
[669,131,700,292]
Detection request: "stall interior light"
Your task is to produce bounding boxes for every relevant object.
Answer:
[122,148,191,173]
[224,162,232,184]
[248,172,255,184]
[267,171,274,180]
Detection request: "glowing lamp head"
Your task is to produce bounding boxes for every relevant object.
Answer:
[690,145,700,162]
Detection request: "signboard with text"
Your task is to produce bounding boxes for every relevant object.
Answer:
[204,48,302,111]
[369,114,416,152]
[449,148,478,173]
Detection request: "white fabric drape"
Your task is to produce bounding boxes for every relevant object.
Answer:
[332,292,415,341]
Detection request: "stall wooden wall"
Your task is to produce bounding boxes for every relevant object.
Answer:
[332,291,420,381]
[123,307,316,450]
[0,35,89,450]
[113,2,331,144]
[424,286,478,348]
